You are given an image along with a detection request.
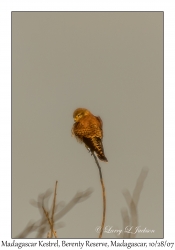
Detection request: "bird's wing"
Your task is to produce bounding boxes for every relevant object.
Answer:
[94,116,103,137]
[96,116,103,128]
[72,118,102,138]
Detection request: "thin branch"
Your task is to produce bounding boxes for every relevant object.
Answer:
[121,208,130,238]
[51,181,58,238]
[42,205,57,238]
[92,152,106,238]
[42,181,58,238]
[120,167,149,239]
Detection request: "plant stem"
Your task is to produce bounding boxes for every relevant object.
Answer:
[92,152,106,238]
[51,181,58,238]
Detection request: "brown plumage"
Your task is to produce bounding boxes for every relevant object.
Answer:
[72,108,108,162]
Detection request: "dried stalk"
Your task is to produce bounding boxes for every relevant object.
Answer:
[42,206,57,238]
[51,181,58,238]
[42,181,58,238]
[92,152,106,238]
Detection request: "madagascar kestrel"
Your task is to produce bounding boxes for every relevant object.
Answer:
[72,108,108,162]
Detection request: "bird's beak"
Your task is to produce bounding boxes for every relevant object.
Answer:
[74,117,77,122]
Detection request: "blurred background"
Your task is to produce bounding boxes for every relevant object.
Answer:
[12,12,163,238]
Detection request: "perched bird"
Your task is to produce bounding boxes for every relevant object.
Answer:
[72,108,108,162]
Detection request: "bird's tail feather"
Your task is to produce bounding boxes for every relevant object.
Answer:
[83,137,108,162]
[97,153,108,162]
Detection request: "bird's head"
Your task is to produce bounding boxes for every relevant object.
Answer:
[73,108,90,122]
